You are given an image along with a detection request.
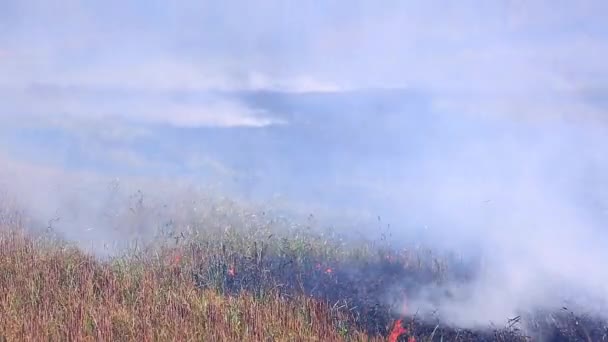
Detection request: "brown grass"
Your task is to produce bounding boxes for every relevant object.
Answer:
[0,227,380,342]
[1,200,604,342]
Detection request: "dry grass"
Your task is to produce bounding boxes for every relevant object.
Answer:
[0,227,380,341]
[1,195,606,342]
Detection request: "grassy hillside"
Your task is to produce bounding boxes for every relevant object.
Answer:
[0,226,381,341]
[0,206,605,341]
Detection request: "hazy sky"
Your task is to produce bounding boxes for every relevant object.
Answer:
[0,0,607,231]
[1,0,607,217]
[1,1,607,123]
[0,0,606,186]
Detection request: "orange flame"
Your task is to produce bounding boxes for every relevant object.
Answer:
[227,265,236,277]
[388,319,415,342]
[388,319,407,342]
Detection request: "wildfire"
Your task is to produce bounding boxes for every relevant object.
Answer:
[388,292,415,342]
[388,319,415,342]
[227,265,236,277]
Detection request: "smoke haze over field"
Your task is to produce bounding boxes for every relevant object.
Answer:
[2,0,608,329]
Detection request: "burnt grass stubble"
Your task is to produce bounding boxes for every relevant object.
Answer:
[2,203,608,342]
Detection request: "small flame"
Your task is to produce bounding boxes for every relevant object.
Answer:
[169,251,182,266]
[388,319,415,342]
[228,266,236,277]
[325,267,333,274]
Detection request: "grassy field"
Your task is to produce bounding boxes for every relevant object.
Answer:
[0,202,605,341]
[0,226,382,341]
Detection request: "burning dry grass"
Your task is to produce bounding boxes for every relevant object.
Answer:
[0,226,378,341]
[1,199,607,342]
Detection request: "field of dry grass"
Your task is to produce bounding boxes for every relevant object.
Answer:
[0,201,606,341]
[0,226,383,341]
